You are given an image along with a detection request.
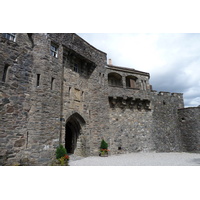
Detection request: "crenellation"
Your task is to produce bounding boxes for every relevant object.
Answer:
[158,91,171,96]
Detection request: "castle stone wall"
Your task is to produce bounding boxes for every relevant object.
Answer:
[1,33,199,165]
[109,107,155,154]
[25,34,63,165]
[152,92,184,152]
[58,33,109,156]
[178,107,200,152]
[0,34,33,165]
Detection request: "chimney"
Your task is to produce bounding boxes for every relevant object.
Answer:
[108,59,112,65]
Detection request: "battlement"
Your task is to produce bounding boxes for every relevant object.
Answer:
[153,91,183,97]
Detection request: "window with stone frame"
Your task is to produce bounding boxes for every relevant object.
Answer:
[50,43,58,58]
[126,75,137,88]
[108,72,123,87]
[2,33,16,41]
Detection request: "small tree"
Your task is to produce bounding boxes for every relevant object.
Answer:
[100,139,108,150]
[56,145,67,159]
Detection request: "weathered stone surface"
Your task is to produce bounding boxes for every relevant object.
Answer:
[6,105,14,113]
[0,33,200,166]
[14,139,25,147]
[178,107,200,152]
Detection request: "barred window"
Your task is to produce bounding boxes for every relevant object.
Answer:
[3,33,16,41]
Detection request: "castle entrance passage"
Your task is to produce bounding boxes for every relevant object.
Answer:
[65,113,86,154]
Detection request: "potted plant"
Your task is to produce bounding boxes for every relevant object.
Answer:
[99,139,109,157]
[55,145,70,166]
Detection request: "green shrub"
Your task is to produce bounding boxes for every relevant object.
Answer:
[56,145,67,159]
[100,139,108,149]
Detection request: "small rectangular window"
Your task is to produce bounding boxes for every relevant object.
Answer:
[3,33,16,41]
[74,64,78,72]
[51,77,55,90]
[81,91,84,101]
[50,43,58,58]
[2,64,9,82]
[36,74,40,87]
[99,73,101,84]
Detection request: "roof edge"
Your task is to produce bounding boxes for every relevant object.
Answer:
[74,33,107,55]
[106,64,150,77]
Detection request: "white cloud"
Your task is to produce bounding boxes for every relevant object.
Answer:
[189,97,200,107]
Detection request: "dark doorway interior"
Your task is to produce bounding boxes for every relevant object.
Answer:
[65,113,85,154]
[65,123,74,153]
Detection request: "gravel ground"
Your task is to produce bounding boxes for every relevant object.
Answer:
[69,152,200,166]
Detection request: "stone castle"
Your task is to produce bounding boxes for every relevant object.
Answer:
[1,33,200,165]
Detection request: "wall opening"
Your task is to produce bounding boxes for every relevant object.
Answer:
[2,64,9,82]
[126,75,138,88]
[181,117,186,122]
[99,72,101,84]
[73,63,78,72]
[3,33,16,41]
[51,77,55,90]
[108,72,123,87]
[50,42,58,58]
[69,87,71,96]
[65,113,86,154]
[36,74,40,87]
[27,33,34,48]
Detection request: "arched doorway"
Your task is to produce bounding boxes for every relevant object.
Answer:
[65,113,86,154]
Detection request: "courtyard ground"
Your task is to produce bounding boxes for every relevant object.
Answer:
[69,152,200,166]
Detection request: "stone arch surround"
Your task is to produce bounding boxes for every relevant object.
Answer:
[64,111,88,156]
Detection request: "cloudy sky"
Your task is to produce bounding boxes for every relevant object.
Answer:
[78,33,200,107]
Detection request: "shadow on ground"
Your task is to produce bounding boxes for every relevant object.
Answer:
[190,158,200,165]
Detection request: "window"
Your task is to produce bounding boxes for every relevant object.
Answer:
[50,43,58,58]
[74,63,78,72]
[126,76,137,88]
[99,73,101,83]
[51,77,55,90]
[2,64,9,82]
[3,33,16,41]
[181,117,185,122]
[36,74,40,87]
[81,91,84,101]
[108,72,123,87]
